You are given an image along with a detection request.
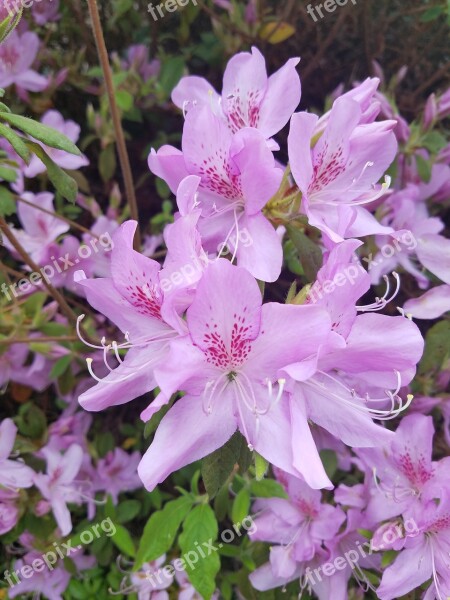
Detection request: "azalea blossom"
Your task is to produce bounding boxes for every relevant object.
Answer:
[4,192,69,265]
[0,30,48,95]
[149,108,284,281]
[33,444,84,535]
[0,419,34,490]
[377,489,450,600]
[288,97,398,242]
[24,110,89,178]
[356,414,450,524]
[171,46,301,142]
[76,220,186,417]
[138,259,332,491]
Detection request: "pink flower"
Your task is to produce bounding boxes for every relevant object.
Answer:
[172,46,301,142]
[0,488,20,535]
[403,285,450,320]
[76,221,185,417]
[0,30,48,93]
[24,110,89,178]
[4,192,69,265]
[288,97,398,242]
[149,109,284,281]
[357,414,450,524]
[31,0,60,25]
[377,489,450,600]
[95,448,142,503]
[138,259,331,491]
[33,444,84,535]
[0,419,34,490]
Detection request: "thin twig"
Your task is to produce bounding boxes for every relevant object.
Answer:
[86,0,141,251]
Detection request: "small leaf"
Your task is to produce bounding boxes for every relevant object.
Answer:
[50,354,72,379]
[250,479,288,499]
[179,504,220,600]
[286,224,323,281]
[415,154,432,183]
[0,8,23,43]
[99,144,117,183]
[0,123,31,163]
[201,431,252,499]
[0,186,16,217]
[254,452,269,481]
[0,113,81,155]
[115,90,134,112]
[24,141,78,202]
[116,500,142,524]
[0,165,17,182]
[159,56,185,96]
[111,524,136,557]
[231,488,251,525]
[134,495,193,569]
[259,21,296,44]
[319,449,338,480]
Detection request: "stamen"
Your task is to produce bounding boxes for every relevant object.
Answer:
[357,272,401,312]
[310,369,411,421]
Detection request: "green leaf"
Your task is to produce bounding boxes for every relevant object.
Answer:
[159,56,185,96]
[179,504,220,600]
[0,123,30,162]
[421,130,447,153]
[286,225,322,281]
[319,449,338,480]
[254,452,269,481]
[111,524,136,557]
[249,479,288,499]
[50,354,72,379]
[420,6,443,22]
[116,500,141,524]
[115,90,134,112]
[0,165,17,182]
[0,8,23,43]
[381,549,398,567]
[201,431,252,499]
[0,186,16,217]
[418,320,450,377]
[16,403,47,439]
[0,112,82,155]
[415,154,432,183]
[134,495,194,569]
[24,141,78,203]
[99,144,117,183]
[231,488,251,525]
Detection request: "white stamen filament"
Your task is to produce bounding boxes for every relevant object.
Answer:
[357,272,401,312]
[310,369,412,421]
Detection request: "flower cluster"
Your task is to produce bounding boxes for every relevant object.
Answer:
[0,9,449,599]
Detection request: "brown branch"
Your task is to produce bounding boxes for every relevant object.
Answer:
[86,0,141,251]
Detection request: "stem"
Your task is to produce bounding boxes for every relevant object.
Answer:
[86,0,141,251]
